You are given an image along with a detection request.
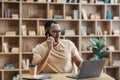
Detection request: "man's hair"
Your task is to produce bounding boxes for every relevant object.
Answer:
[45,20,58,31]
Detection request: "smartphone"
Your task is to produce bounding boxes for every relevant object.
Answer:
[45,31,52,38]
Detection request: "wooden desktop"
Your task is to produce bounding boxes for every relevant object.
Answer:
[22,73,115,80]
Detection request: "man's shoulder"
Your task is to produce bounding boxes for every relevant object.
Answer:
[60,39,72,44]
[36,41,47,48]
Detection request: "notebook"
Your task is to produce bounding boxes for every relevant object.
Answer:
[67,59,105,79]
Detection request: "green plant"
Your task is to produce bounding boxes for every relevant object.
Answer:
[90,37,108,59]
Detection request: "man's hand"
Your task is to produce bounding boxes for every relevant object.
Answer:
[46,36,55,50]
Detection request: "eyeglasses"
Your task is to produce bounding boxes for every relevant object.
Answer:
[51,30,61,33]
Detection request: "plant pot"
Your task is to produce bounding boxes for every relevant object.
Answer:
[103,58,110,66]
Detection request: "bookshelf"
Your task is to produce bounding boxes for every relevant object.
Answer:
[0,0,120,80]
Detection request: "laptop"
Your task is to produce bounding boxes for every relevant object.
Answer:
[67,59,105,79]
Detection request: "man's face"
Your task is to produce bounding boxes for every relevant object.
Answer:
[49,24,61,42]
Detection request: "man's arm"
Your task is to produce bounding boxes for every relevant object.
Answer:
[69,40,83,69]
[32,37,55,73]
[72,55,83,69]
[32,48,52,73]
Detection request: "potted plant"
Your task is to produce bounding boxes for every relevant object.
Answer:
[89,37,108,60]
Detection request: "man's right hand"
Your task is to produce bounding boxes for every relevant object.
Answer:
[46,36,55,50]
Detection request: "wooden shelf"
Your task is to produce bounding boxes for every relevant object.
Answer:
[0,0,120,80]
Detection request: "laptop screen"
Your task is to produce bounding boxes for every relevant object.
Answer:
[78,59,105,79]
[66,59,105,79]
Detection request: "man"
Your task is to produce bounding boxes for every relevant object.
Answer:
[32,20,83,73]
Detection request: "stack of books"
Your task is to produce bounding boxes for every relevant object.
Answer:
[65,30,75,35]
[28,31,36,36]
[5,31,16,36]
[113,60,120,66]
[12,14,19,19]
[113,30,120,35]
[11,47,19,53]
[4,63,15,69]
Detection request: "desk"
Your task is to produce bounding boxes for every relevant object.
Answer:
[22,73,115,80]
[52,73,115,80]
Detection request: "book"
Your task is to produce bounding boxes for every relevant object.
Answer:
[114,0,118,4]
[81,0,87,3]
[96,26,102,35]
[73,10,79,19]
[3,42,9,53]
[81,26,87,36]
[22,59,27,69]
[81,9,88,20]
[4,8,11,18]
[22,59,29,70]
[26,41,30,52]
[39,26,45,36]
[110,0,115,4]
[26,59,30,70]
[48,10,53,19]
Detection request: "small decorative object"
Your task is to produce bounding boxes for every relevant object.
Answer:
[103,30,108,35]
[89,37,108,59]
[89,13,101,19]
[22,25,27,36]
[106,9,112,19]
